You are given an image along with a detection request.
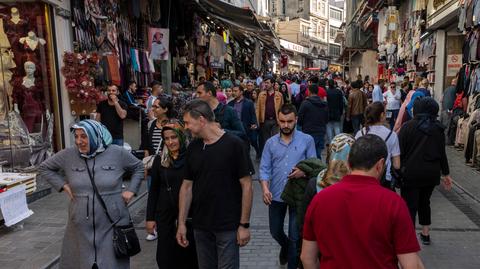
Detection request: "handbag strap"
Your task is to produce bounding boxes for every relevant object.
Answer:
[85,158,118,225]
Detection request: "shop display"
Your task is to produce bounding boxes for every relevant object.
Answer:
[61,52,104,116]
[0,3,57,169]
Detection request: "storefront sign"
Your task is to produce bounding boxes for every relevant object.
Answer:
[0,185,33,227]
[446,54,462,76]
[289,59,302,66]
[329,64,343,72]
[280,39,309,54]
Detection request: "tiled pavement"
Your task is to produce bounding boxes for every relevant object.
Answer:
[1,147,480,269]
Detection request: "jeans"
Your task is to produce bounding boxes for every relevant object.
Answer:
[326,121,342,144]
[269,201,299,269]
[310,133,325,159]
[351,114,364,134]
[387,109,400,130]
[194,229,239,269]
[247,130,260,157]
[112,138,124,146]
[401,186,435,226]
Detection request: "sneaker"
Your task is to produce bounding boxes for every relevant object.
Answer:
[279,245,288,265]
[419,233,430,245]
[146,230,158,241]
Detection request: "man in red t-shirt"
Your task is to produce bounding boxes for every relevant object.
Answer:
[301,134,424,269]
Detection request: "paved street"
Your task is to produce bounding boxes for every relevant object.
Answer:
[0,146,480,268]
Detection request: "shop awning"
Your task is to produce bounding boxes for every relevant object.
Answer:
[195,0,280,51]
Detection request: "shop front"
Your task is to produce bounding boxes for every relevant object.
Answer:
[0,1,68,171]
[279,39,309,72]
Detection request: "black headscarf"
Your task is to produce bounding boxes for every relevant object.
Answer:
[413,97,444,135]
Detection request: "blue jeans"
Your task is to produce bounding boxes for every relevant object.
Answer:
[326,121,342,144]
[351,114,364,134]
[387,109,399,130]
[194,229,239,269]
[310,133,325,159]
[247,130,260,156]
[112,138,124,146]
[269,201,299,269]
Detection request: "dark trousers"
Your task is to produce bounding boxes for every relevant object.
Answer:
[309,132,325,159]
[259,119,279,154]
[268,201,299,269]
[401,186,435,226]
[387,109,400,130]
[194,229,239,269]
[247,130,260,156]
[351,114,364,134]
[155,218,198,269]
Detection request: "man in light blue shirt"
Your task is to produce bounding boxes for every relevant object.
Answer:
[259,104,316,269]
[290,78,300,97]
[372,79,385,103]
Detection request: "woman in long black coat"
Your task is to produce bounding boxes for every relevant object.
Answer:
[398,97,453,245]
[145,126,197,268]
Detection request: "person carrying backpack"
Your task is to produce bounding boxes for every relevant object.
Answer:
[355,102,401,190]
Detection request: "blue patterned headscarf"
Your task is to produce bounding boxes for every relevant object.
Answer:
[71,120,112,159]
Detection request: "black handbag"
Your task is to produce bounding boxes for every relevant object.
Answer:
[85,159,141,260]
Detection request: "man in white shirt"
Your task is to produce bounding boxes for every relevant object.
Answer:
[383,81,402,129]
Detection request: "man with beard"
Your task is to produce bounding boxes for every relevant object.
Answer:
[259,104,316,269]
[96,84,127,145]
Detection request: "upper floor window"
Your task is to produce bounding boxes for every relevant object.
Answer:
[330,26,338,39]
[330,8,343,20]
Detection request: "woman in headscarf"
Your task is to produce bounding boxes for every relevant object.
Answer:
[38,120,144,269]
[145,126,198,269]
[398,97,453,246]
[303,133,355,206]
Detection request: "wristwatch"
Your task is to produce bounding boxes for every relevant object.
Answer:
[239,223,250,229]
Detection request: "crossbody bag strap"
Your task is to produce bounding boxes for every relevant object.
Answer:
[84,158,117,225]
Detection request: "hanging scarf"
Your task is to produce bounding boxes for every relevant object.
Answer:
[71,119,112,159]
[160,126,187,168]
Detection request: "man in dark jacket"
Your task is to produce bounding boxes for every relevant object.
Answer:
[229,85,260,158]
[298,84,329,158]
[326,79,344,145]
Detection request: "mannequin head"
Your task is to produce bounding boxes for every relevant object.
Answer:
[24,61,36,76]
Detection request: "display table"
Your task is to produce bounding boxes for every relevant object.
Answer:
[0,173,37,195]
[0,173,36,226]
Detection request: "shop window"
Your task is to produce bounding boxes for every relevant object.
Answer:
[0,3,57,168]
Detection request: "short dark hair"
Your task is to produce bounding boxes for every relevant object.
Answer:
[197,81,216,97]
[309,76,320,84]
[351,80,363,89]
[278,103,297,116]
[308,84,319,95]
[328,79,335,88]
[184,99,215,122]
[348,134,388,171]
[234,85,244,92]
[264,77,275,84]
[155,97,177,118]
[150,80,161,87]
[129,81,137,86]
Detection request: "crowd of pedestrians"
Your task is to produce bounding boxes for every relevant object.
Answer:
[38,70,455,269]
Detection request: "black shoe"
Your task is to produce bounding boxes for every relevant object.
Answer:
[419,233,431,245]
[279,245,288,265]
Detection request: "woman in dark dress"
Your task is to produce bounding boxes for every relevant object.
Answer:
[398,97,453,245]
[145,126,197,268]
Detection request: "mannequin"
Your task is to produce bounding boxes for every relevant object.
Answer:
[22,61,36,88]
[0,50,16,120]
[19,31,46,51]
[10,8,21,25]
[0,19,11,49]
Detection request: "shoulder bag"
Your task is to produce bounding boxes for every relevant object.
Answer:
[143,141,161,170]
[85,159,141,259]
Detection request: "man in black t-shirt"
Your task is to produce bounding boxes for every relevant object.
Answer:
[176,99,253,269]
[96,84,127,146]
